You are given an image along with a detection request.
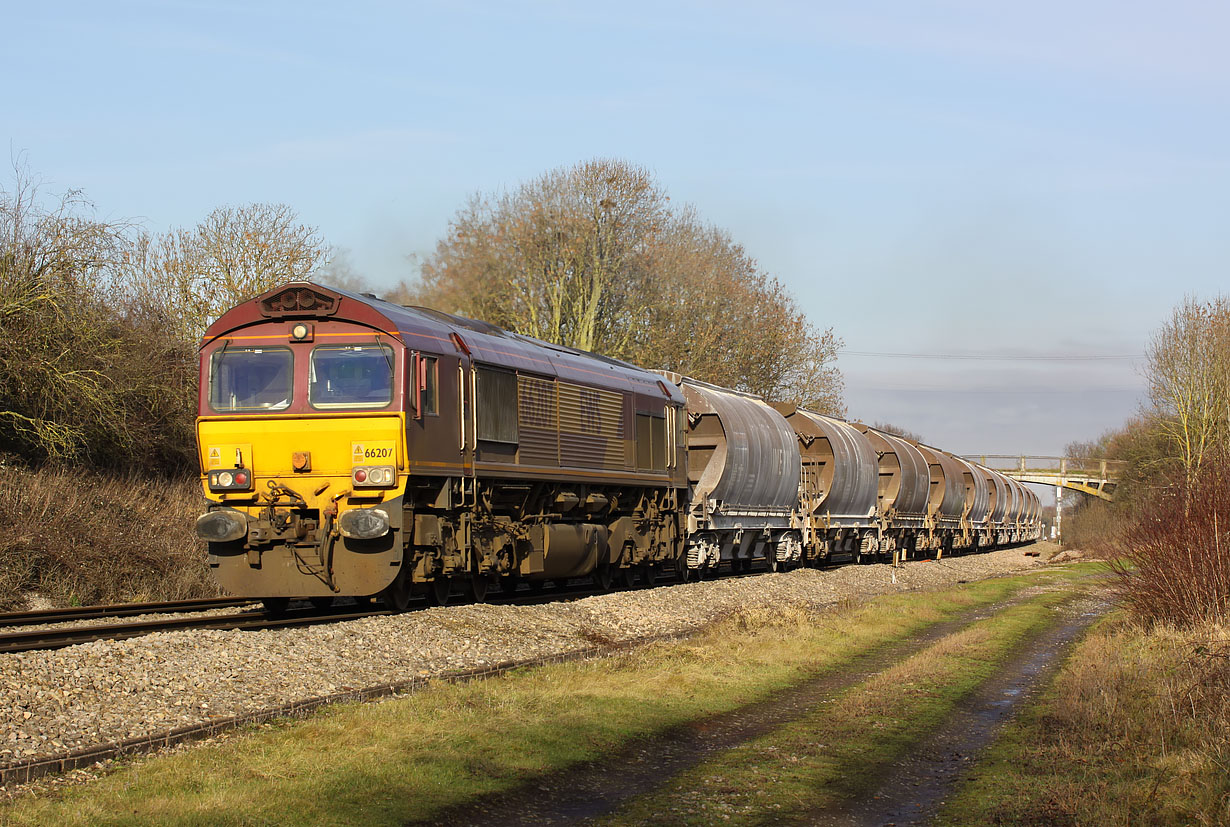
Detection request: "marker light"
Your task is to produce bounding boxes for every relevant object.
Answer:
[352,466,396,488]
[208,468,254,492]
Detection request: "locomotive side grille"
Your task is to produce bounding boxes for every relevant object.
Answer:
[517,375,559,466]
[558,382,626,470]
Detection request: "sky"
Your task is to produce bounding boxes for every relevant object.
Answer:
[5,0,1229,466]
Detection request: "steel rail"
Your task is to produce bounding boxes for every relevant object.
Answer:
[0,597,254,629]
[0,605,389,655]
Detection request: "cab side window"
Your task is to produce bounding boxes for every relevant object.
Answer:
[418,355,438,416]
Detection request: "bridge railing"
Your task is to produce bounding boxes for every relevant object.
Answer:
[967,455,1126,480]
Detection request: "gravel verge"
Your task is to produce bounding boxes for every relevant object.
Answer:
[0,543,1057,790]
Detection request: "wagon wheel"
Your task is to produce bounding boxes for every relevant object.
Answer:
[499,574,520,595]
[765,551,779,573]
[675,555,691,584]
[640,563,657,587]
[381,571,414,612]
[352,595,374,608]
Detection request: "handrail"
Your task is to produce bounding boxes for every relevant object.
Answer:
[963,455,1126,478]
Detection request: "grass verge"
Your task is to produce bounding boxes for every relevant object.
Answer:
[601,587,1080,825]
[937,613,1230,826]
[0,567,1095,826]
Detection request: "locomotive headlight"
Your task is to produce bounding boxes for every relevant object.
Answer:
[195,509,247,542]
[337,507,390,539]
[218,471,234,487]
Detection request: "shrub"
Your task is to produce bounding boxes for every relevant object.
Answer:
[1060,498,1126,553]
[1113,452,1230,626]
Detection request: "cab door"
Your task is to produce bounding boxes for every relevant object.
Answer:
[408,349,469,479]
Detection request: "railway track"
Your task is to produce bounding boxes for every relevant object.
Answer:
[0,558,787,656]
[0,578,640,655]
[0,596,253,629]
[0,603,391,655]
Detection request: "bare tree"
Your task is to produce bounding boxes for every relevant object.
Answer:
[872,422,924,443]
[1145,296,1230,479]
[415,159,844,413]
[417,159,665,357]
[129,203,330,343]
[314,248,374,294]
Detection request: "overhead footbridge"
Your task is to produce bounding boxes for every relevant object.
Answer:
[964,455,1124,502]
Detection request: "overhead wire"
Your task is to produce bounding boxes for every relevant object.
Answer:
[839,351,1141,361]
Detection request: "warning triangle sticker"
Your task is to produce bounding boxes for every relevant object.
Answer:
[352,444,365,463]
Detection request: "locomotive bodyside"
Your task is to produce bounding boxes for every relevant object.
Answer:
[196,283,689,609]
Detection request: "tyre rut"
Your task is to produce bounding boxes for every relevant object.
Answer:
[805,594,1109,826]
[410,584,1067,826]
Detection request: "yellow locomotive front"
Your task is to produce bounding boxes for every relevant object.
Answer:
[195,284,413,606]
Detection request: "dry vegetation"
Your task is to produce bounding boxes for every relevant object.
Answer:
[942,615,1230,826]
[1111,454,1230,626]
[0,464,215,610]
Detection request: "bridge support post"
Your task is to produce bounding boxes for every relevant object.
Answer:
[1055,484,1062,543]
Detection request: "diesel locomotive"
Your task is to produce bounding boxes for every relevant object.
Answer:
[194,282,1041,610]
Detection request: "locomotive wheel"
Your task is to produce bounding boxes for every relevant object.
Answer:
[618,567,638,589]
[675,557,691,583]
[499,575,520,595]
[765,554,779,573]
[469,575,490,604]
[262,597,290,617]
[309,597,334,611]
[593,562,615,591]
[428,576,452,606]
[381,572,413,612]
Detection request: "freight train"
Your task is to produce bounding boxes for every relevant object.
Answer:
[194,282,1042,611]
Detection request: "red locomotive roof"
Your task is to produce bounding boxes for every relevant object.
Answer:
[204,281,684,405]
